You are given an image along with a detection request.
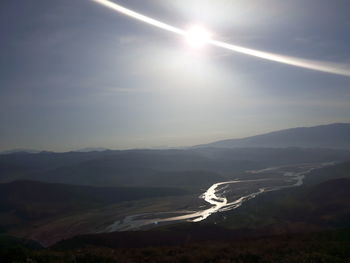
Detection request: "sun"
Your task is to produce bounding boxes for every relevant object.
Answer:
[185,25,212,48]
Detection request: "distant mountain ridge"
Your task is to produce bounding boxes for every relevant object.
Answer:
[75,147,110,153]
[0,149,43,155]
[197,123,350,149]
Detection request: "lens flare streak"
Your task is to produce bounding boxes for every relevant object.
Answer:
[211,40,350,76]
[93,0,350,77]
[93,0,185,35]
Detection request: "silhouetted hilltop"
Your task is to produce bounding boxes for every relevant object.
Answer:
[2,148,350,188]
[198,123,350,149]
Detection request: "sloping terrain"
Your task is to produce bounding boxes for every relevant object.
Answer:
[4,227,349,263]
[199,123,350,149]
[2,148,350,189]
[304,161,350,185]
[0,151,116,183]
[212,163,350,232]
[0,180,186,232]
[0,161,350,262]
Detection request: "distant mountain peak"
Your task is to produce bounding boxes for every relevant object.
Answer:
[74,147,110,153]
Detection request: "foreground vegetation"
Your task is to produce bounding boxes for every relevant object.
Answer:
[1,229,350,263]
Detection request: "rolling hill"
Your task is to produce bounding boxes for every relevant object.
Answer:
[2,148,350,189]
[198,123,350,149]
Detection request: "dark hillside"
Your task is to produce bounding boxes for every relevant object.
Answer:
[8,228,348,263]
[0,180,186,229]
[304,161,350,185]
[213,176,350,231]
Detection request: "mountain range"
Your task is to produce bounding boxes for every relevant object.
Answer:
[3,123,350,154]
[197,123,350,149]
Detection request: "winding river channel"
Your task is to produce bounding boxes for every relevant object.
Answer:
[105,162,334,232]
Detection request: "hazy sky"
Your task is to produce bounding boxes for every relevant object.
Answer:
[1,0,350,151]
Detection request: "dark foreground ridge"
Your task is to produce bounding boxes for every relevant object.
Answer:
[1,228,350,263]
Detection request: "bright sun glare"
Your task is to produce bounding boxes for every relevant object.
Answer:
[185,25,212,48]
